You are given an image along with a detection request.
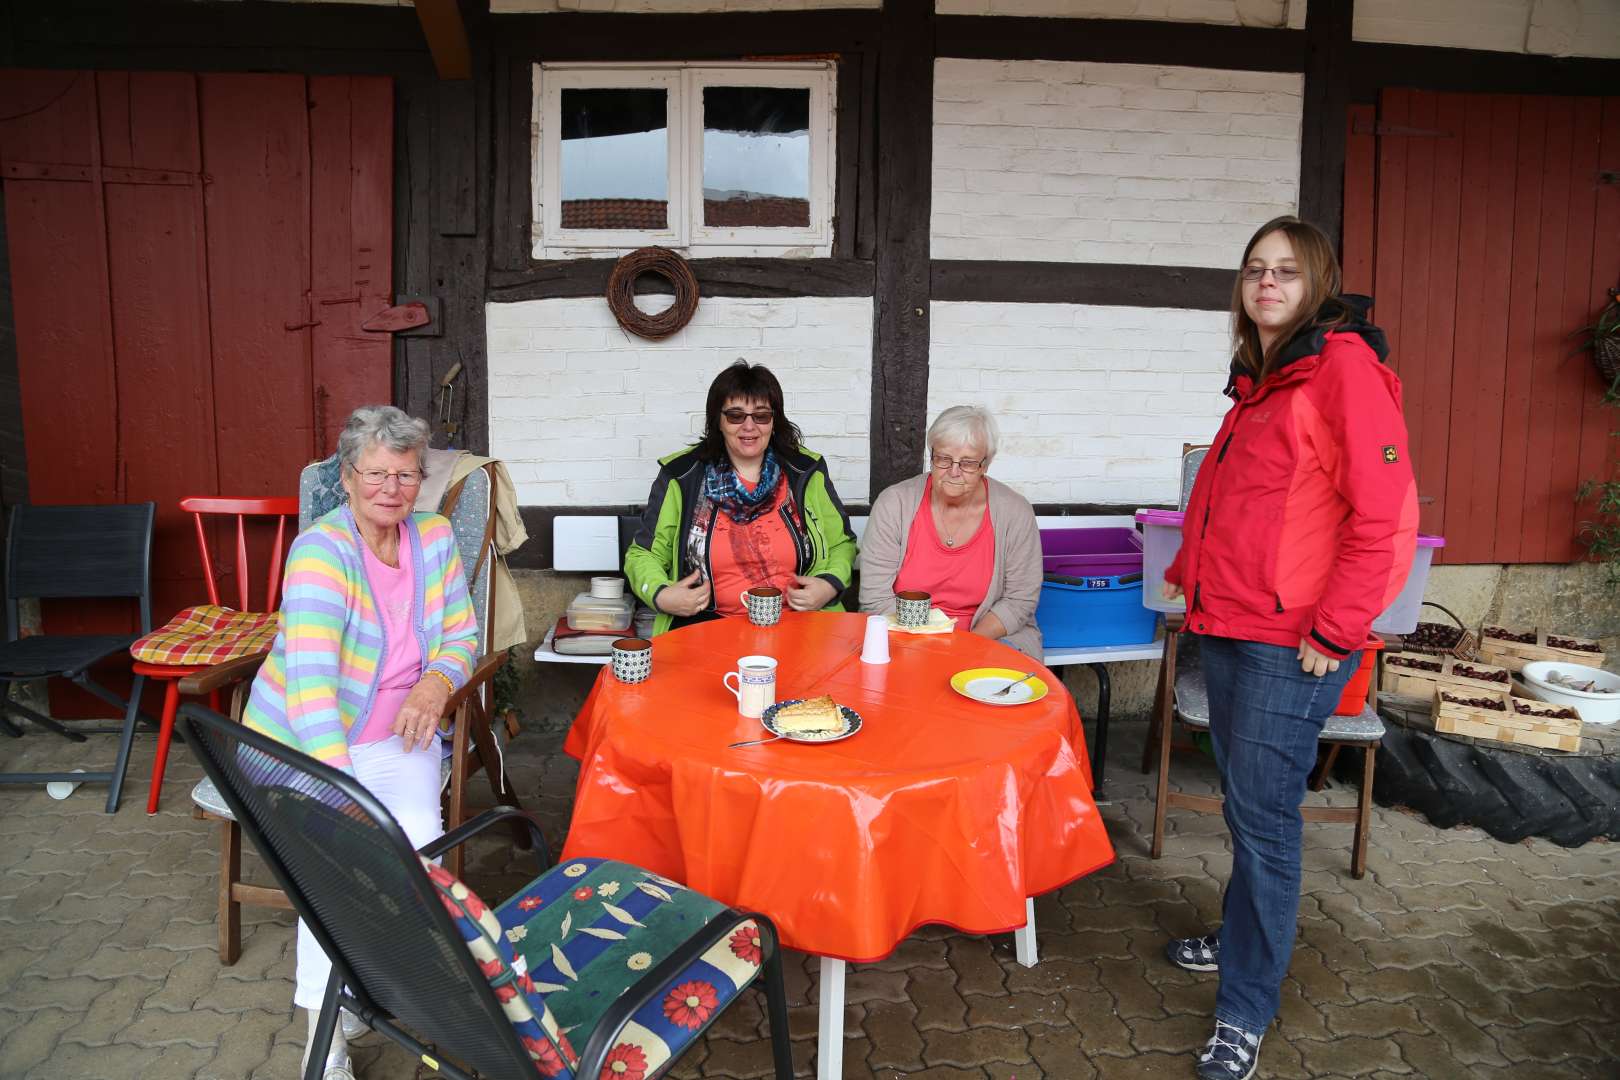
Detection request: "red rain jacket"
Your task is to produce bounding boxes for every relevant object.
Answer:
[1166,298,1419,660]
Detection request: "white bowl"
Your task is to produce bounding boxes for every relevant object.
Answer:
[1519,661,1620,725]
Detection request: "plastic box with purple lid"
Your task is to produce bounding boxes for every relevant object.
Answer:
[1034,527,1159,648]
[1133,509,1445,634]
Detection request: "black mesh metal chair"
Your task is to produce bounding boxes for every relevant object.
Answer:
[1,502,156,812]
[178,703,794,1080]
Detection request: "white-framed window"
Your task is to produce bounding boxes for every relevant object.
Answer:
[532,61,836,259]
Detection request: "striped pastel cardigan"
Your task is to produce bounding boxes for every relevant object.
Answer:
[243,506,479,773]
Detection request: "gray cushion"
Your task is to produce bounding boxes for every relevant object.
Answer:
[190,776,234,819]
[1173,664,1384,742]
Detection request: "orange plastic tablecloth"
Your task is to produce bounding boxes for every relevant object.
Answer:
[561,611,1116,962]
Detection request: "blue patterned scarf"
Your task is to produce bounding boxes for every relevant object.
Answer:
[702,452,783,524]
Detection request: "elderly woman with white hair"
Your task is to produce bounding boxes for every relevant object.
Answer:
[242,405,478,1080]
[859,405,1044,659]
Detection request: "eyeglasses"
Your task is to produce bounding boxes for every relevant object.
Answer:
[1241,264,1302,284]
[930,453,984,474]
[720,408,774,426]
[351,467,423,488]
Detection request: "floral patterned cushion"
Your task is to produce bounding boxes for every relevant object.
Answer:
[421,856,767,1080]
[419,857,577,1077]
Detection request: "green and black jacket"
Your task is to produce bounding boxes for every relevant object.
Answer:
[625,445,859,635]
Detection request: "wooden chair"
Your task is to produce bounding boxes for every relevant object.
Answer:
[0,503,155,813]
[1138,443,1385,879]
[189,462,518,962]
[132,496,298,814]
[180,702,793,1080]
[1142,625,1384,878]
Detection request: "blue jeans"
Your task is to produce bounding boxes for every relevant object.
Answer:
[1198,635,1359,1033]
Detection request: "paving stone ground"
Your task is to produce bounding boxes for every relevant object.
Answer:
[2,674,1618,1079]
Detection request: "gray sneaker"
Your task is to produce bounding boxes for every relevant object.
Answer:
[1195,1020,1262,1080]
[1165,933,1220,973]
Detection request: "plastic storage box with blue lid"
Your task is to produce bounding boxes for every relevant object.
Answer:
[1034,527,1161,647]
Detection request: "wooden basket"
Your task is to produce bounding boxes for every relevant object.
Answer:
[1382,652,1512,698]
[1477,626,1607,670]
[1398,602,1480,661]
[1432,687,1583,752]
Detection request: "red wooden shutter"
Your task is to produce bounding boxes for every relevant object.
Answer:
[1343,89,1620,564]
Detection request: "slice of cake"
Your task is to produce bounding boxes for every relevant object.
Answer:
[773,695,844,734]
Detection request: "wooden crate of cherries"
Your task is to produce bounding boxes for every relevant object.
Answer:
[1432,688,1584,752]
[1478,625,1607,670]
[1383,652,1511,699]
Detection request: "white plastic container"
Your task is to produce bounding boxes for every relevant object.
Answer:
[1134,509,1445,631]
[1369,535,1445,635]
[1519,661,1620,725]
[566,591,634,633]
[1135,509,1186,613]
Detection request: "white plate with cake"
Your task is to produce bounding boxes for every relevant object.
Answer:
[761,695,863,743]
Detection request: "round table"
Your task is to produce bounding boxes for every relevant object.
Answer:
[561,611,1115,962]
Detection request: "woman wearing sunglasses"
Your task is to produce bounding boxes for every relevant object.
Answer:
[858,405,1044,659]
[1161,217,1418,1080]
[625,360,858,634]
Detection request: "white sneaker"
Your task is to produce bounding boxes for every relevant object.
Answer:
[301,1010,354,1079]
[339,1009,367,1041]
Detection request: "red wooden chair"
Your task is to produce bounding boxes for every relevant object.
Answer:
[130,496,298,814]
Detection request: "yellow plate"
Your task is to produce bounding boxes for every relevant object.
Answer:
[950,667,1049,706]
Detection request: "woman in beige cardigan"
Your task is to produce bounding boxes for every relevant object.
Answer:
[859,405,1044,659]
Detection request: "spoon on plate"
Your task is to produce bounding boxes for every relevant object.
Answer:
[990,671,1039,698]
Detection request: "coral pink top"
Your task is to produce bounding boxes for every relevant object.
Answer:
[353,524,424,745]
[893,478,996,630]
[709,475,800,617]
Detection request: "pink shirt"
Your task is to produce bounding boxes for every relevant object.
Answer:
[709,474,800,617]
[353,524,424,745]
[893,477,996,630]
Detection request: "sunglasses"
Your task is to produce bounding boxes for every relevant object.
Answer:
[721,408,774,426]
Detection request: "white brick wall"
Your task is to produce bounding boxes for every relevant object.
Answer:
[929,301,1231,504]
[936,0,1303,27]
[488,296,873,506]
[1354,0,1620,60]
[493,0,877,11]
[933,59,1302,266]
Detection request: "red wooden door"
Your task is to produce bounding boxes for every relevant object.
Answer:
[1343,90,1620,564]
[0,70,393,713]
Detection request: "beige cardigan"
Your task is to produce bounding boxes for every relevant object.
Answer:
[858,474,1044,660]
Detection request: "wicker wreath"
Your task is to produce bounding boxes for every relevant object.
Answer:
[606,247,699,340]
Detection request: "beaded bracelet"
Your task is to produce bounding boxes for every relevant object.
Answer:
[425,669,456,696]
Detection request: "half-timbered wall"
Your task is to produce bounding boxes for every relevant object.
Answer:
[488,296,874,505]
[1353,0,1620,58]
[932,59,1303,266]
[929,302,1229,503]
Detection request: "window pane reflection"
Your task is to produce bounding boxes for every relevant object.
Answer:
[702,86,810,228]
[560,88,668,230]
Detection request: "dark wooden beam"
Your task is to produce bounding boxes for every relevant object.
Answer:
[1349,41,1620,100]
[870,0,934,499]
[1298,0,1353,249]
[491,56,532,273]
[932,261,1232,310]
[488,259,873,302]
[0,179,25,511]
[7,0,436,77]
[490,10,880,60]
[935,15,1306,72]
[415,0,473,80]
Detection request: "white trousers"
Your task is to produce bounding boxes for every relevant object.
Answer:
[293,734,444,1010]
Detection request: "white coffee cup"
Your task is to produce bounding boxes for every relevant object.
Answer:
[723,655,778,719]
